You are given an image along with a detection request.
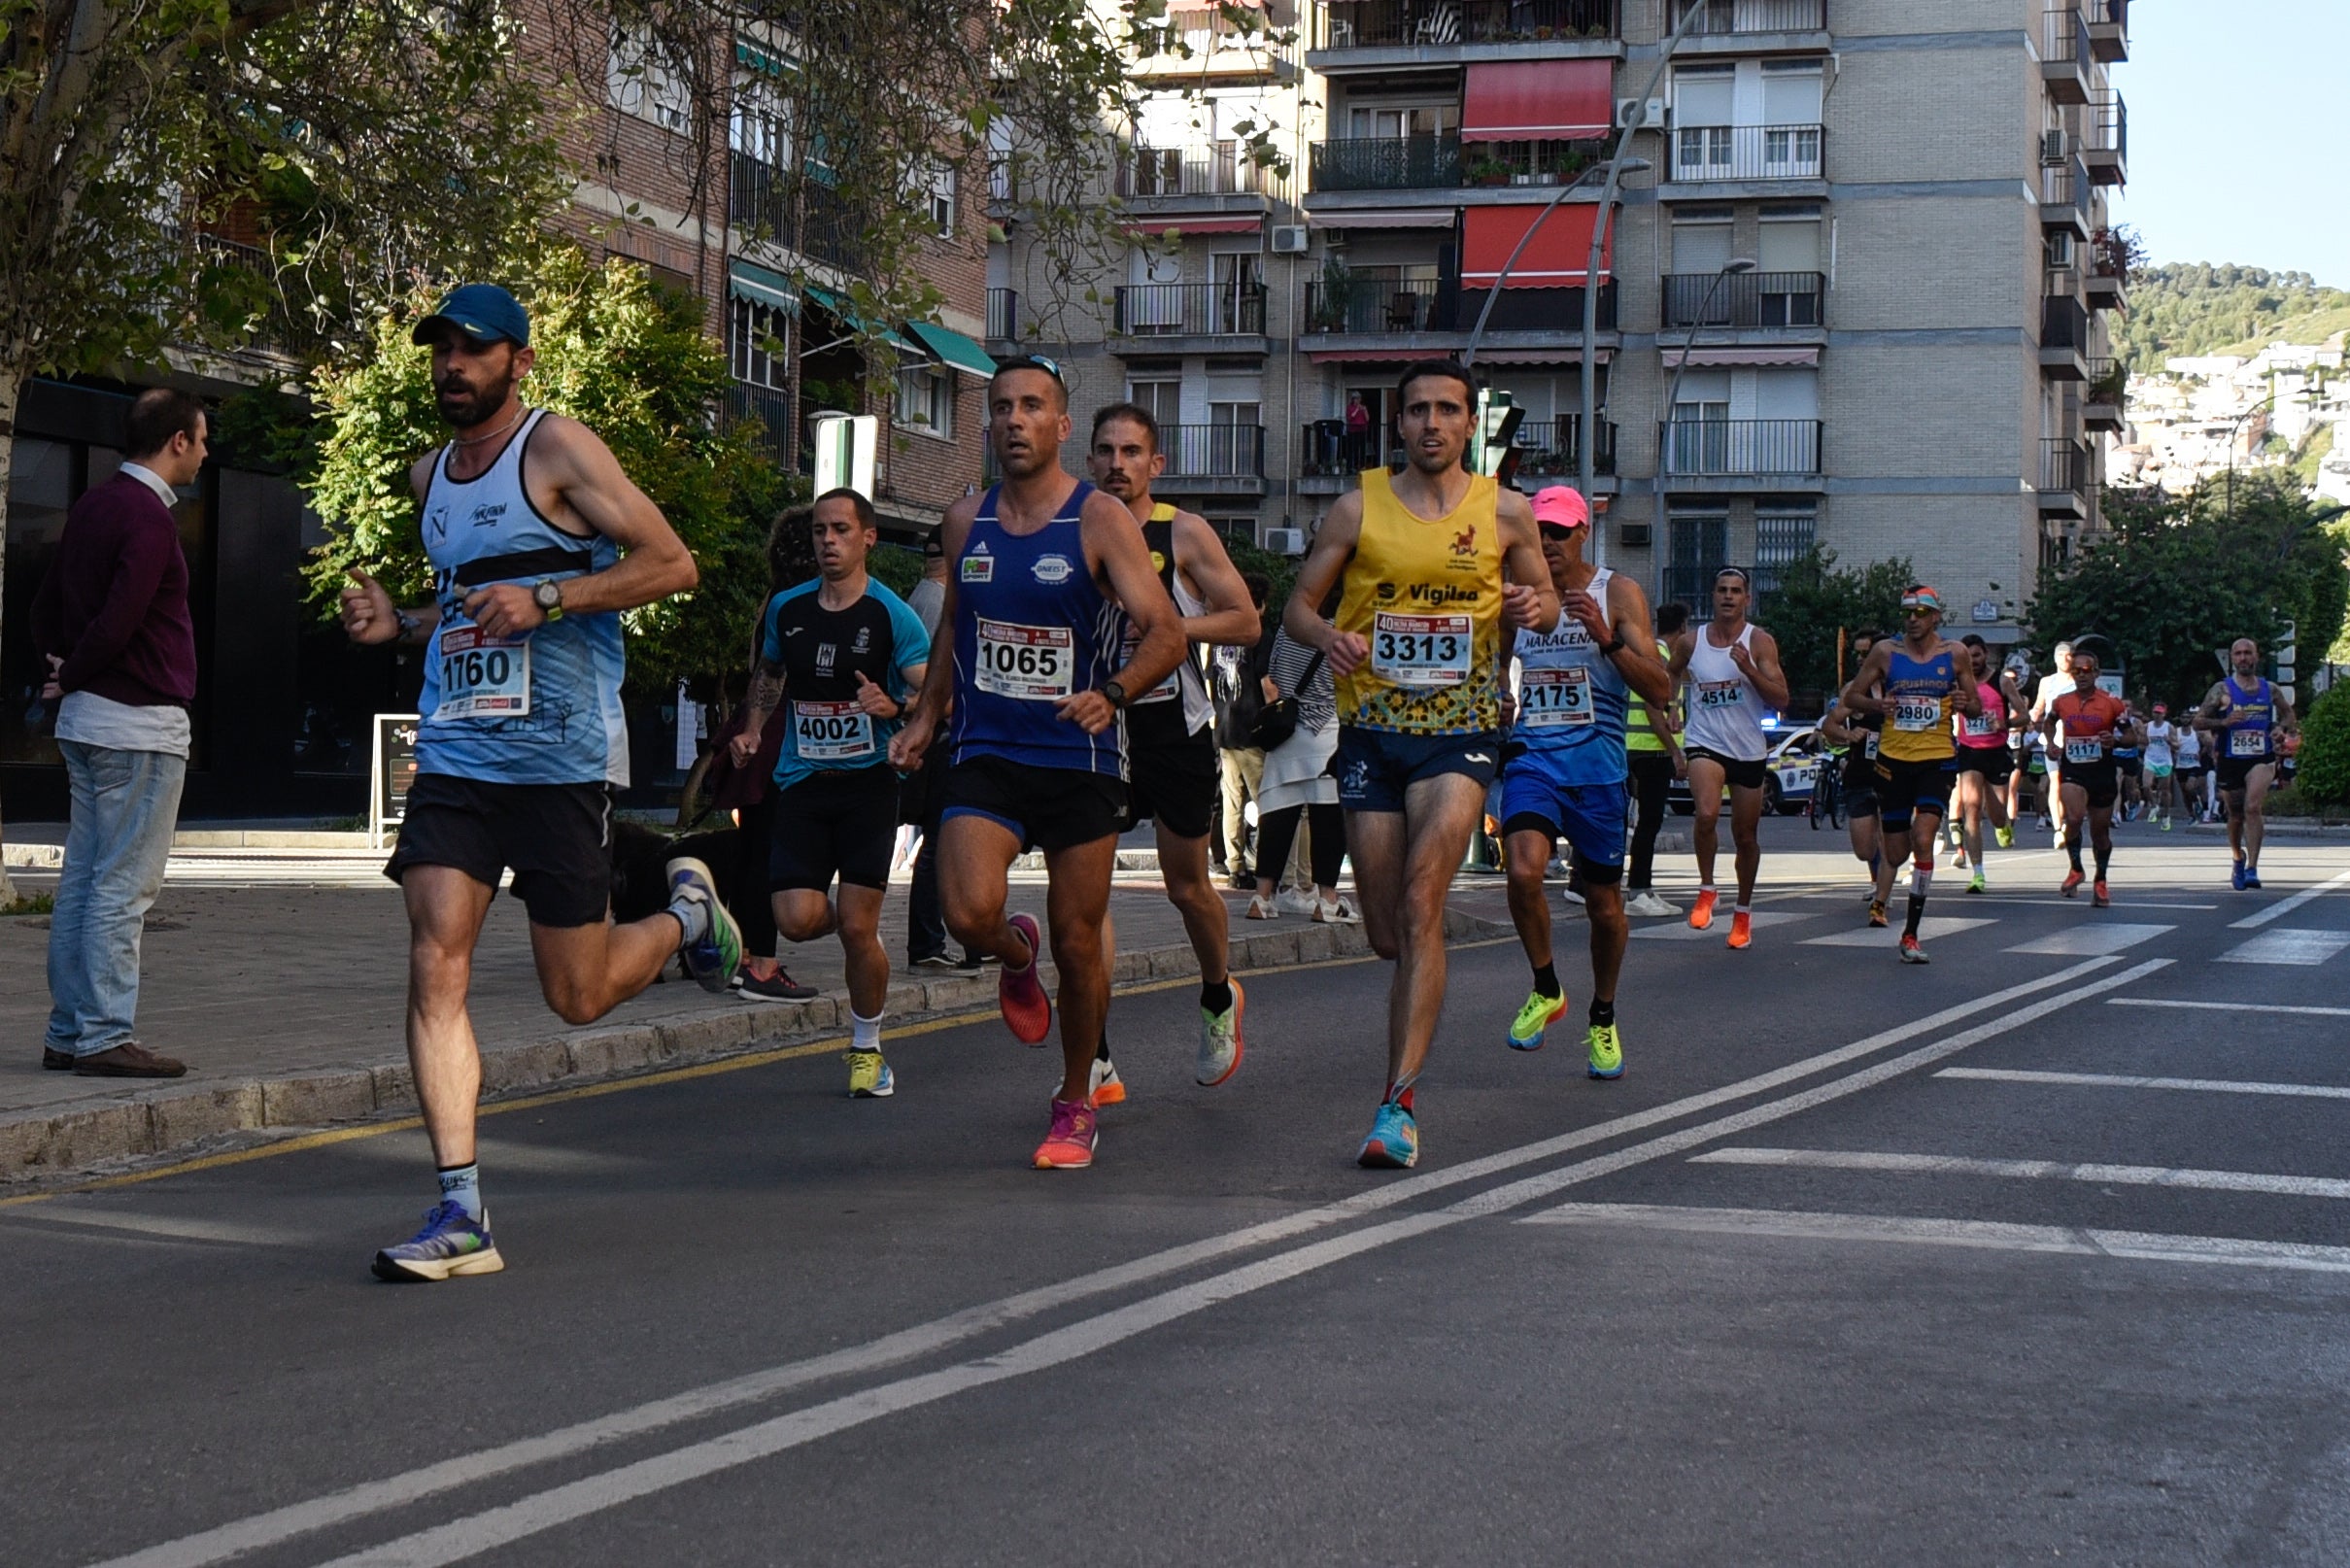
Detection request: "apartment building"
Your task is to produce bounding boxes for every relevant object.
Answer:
[990,0,2130,663]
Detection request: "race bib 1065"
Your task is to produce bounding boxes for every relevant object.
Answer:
[1371,611,1472,689]
[434,626,530,720]
[975,619,1074,701]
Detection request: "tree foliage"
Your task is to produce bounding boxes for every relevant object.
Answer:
[2296,687,2350,807]
[301,247,800,700]
[2115,262,2350,368]
[1757,546,1917,709]
[2026,474,2350,710]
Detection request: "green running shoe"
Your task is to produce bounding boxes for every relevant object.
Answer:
[1967,870,1987,894]
[1508,988,1568,1051]
[1586,1021,1623,1079]
[845,1048,895,1098]
[1994,825,2015,849]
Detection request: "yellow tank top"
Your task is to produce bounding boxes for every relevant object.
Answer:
[1624,637,1674,752]
[1335,467,1505,735]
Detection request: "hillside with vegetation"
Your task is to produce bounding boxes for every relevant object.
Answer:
[2115,263,2350,367]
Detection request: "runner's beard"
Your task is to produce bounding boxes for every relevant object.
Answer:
[436,364,523,430]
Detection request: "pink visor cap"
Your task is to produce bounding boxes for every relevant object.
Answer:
[1531,486,1589,529]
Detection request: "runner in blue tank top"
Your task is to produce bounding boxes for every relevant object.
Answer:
[336,285,719,1284]
[1495,487,1670,1077]
[2196,635,2300,889]
[889,358,1185,1172]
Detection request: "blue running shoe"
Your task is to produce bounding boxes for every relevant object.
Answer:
[1357,1097,1419,1170]
[2245,868,2263,890]
[666,856,743,994]
[2231,859,2248,892]
[372,1201,503,1282]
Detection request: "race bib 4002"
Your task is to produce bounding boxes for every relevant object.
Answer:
[1371,612,1472,689]
[974,619,1075,701]
[1519,666,1594,729]
[434,626,530,720]
[792,699,875,764]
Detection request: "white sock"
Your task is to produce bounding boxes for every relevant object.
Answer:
[851,1009,883,1051]
[436,1163,483,1221]
[667,890,711,947]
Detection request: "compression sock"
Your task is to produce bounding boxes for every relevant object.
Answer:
[1905,865,1933,937]
[436,1163,484,1221]
[1201,978,1234,1015]
[2095,845,2111,879]
[850,1009,883,1051]
[2066,842,2085,874]
[1095,1035,1113,1063]
[1532,962,1562,1000]
[1588,998,1616,1027]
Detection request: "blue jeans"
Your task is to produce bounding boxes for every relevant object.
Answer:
[46,740,186,1057]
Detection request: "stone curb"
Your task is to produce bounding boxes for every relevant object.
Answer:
[0,909,1511,1184]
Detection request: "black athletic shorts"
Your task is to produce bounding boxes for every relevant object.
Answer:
[2066,761,2121,810]
[1874,756,1955,829]
[769,767,901,892]
[2116,754,2144,778]
[1127,727,1218,840]
[1955,747,2006,780]
[1685,744,1767,793]
[2216,753,2277,794]
[385,772,613,928]
[942,753,1131,853]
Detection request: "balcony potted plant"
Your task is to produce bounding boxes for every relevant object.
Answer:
[1467,153,1512,187]
[1314,256,1358,332]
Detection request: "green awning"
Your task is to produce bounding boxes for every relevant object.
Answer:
[906,321,997,378]
[804,287,917,353]
[727,260,798,314]
[734,39,789,77]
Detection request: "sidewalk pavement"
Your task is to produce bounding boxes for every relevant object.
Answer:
[2,867,1500,1183]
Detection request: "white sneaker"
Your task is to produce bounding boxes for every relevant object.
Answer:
[1087,1054,1126,1108]
[1314,895,1361,924]
[1557,887,1586,906]
[1624,891,1679,918]
[1197,980,1244,1086]
[1546,857,1571,878]
[1276,888,1318,916]
[1244,893,1277,920]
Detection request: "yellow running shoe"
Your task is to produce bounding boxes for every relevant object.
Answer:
[1508,988,1568,1051]
[845,1048,895,1099]
[1994,824,2015,849]
[1586,1021,1623,1079]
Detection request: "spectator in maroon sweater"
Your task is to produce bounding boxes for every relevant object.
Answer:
[27,388,207,1078]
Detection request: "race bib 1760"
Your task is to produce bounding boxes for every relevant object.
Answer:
[434,626,530,719]
[1371,612,1472,689]
[974,619,1075,701]
[1518,666,1594,729]
[792,699,875,764]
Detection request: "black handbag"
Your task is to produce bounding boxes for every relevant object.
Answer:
[1250,648,1326,751]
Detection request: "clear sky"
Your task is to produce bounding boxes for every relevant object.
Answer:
[2112,1,2349,285]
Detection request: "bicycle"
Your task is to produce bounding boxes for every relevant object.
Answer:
[1808,753,1846,830]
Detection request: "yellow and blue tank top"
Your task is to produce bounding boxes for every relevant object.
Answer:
[1334,467,1505,735]
[1878,641,1959,765]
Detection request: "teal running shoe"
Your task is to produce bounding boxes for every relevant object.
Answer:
[372,1201,503,1282]
[666,856,742,994]
[1357,1096,1419,1170]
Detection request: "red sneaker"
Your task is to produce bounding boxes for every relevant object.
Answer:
[1898,934,1928,965]
[1688,889,1719,930]
[2093,878,2111,907]
[1033,1096,1098,1169]
[2060,869,2083,899]
[1726,909,1753,950]
[999,912,1052,1045]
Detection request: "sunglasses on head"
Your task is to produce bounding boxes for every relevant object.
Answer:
[994,354,1064,385]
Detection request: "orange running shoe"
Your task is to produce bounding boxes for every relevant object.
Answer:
[1726,909,1753,950]
[1033,1096,1098,1169]
[1688,889,1719,930]
[2093,878,2111,908]
[999,911,1052,1044]
[1867,900,1890,929]
[2060,869,2083,899]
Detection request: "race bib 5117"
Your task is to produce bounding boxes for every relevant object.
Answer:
[2064,736,2104,766]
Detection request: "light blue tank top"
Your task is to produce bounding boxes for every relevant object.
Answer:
[1510,567,1628,784]
[415,411,629,786]
[947,481,1126,778]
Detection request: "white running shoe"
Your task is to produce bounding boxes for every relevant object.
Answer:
[1314,895,1361,924]
[1624,891,1679,918]
[1197,980,1244,1086]
[1557,886,1586,905]
[1276,887,1319,916]
[1244,893,1277,920]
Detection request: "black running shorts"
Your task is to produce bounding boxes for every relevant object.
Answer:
[769,767,902,892]
[385,773,614,928]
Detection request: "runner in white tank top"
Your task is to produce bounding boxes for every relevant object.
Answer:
[1664,567,1791,948]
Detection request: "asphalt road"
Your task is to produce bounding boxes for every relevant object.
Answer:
[9,826,2350,1567]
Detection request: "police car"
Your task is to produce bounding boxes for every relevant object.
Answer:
[1667,720,1828,816]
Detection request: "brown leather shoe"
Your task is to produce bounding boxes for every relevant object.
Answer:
[43,1046,75,1071]
[71,1042,187,1078]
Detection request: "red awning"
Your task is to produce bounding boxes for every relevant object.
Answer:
[1305,348,1614,365]
[1460,204,1609,288]
[1123,217,1263,237]
[1668,346,1822,367]
[1460,60,1614,143]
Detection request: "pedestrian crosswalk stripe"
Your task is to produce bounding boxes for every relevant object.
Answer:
[1629,909,1808,941]
[1802,917,1992,947]
[1689,1146,2350,1200]
[2231,868,2350,930]
[2005,922,2173,956]
[2217,929,2350,968]
[1937,1066,2350,1100]
[2106,997,2350,1018]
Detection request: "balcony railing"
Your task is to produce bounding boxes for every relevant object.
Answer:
[801,185,867,270]
[1672,0,1824,33]
[187,231,326,358]
[2040,158,2084,213]
[1148,5,1281,58]
[2040,436,2089,495]
[1311,133,1461,191]
[1314,0,1617,51]
[1158,424,1267,478]
[1305,273,1441,334]
[986,288,1019,342]
[1668,123,1824,183]
[2090,228,2130,287]
[2043,6,2086,64]
[1658,418,1822,478]
[1510,417,1617,478]
[1120,141,1277,199]
[1660,270,1823,328]
[2085,89,2127,174]
[730,153,798,248]
[1111,283,1269,337]
[2084,357,2125,399]
[2041,293,2090,354]
[726,382,794,459]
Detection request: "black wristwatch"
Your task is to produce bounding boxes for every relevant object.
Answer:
[533,578,565,623]
[1102,680,1129,710]
[1601,631,1626,656]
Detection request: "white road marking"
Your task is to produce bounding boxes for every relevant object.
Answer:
[2006,922,2174,956]
[2107,997,2350,1018]
[93,955,2138,1568]
[2218,929,2350,968]
[1690,1145,2350,1200]
[1,1206,284,1246]
[1629,909,1809,941]
[2231,869,2350,929]
[1937,1066,2350,1100]
[1520,1202,2350,1276]
[1977,898,2217,910]
[1802,917,1992,947]
[297,958,2167,1568]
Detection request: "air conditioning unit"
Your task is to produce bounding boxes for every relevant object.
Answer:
[2040,128,2070,165]
[1617,521,1652,549]
[1269,224,1309,256]
[1263,527,1307,557]
[1617,96,1665,129]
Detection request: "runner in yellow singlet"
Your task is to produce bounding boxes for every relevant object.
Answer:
[1284,358,1558,1170]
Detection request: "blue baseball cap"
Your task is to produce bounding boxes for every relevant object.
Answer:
[411,284,529,348]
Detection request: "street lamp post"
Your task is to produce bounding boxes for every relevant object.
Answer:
[1659,257,1758,480]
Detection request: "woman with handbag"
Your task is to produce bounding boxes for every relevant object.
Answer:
[1249,624,1354,922]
